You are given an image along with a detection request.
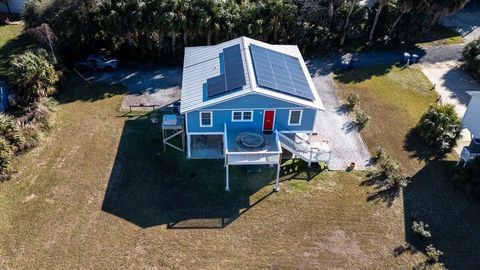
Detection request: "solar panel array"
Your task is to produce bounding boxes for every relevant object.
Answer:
[249,44,314,100]
[206,44,246,98]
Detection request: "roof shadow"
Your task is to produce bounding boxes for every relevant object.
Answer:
[403,160,480,269]
[101,112,278,229]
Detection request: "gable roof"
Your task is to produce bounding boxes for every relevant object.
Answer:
[463,91,480,138]
[180,37,325,114]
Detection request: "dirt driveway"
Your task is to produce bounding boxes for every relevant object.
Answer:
[85,66,182,110]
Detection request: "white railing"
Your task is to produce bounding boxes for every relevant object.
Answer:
[276,130,331,165]
[459,146,480,167]
[224,124,281,166]
[227,152,281,165]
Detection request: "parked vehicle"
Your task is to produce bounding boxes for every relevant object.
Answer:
[74,54,118,72]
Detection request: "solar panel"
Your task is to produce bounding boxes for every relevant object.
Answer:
[224,44,246,91]
[207,75,226,97]
[249,44,314,100]
[206,44,247,98]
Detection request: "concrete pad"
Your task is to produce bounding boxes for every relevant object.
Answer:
[419,61,480,154]
[310,70,371,171]
[86,67,182,110]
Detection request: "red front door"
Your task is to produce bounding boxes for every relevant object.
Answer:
[263,110,275,131]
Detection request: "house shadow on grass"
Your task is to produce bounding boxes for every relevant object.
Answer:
[101,112,277,229]
[402,160,480,270]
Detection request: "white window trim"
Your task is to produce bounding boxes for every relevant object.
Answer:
[231,111,254,122]
[288,110,303,126]
[199,111,213,127]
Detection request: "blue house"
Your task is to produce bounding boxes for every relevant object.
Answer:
[180,37,331,191]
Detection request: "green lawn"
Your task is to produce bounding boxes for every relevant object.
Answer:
[416,25,465,47]
[334,65,480,269]
[335,65,439,173]
[1,24,479,269]
[0,77,426,269]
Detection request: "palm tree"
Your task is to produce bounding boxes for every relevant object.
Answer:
[418,103,461,149]
[340,0,361,46]
[369,0,391,41]
[383,0,415,45]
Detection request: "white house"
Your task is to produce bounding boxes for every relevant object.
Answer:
[458,91,480,166]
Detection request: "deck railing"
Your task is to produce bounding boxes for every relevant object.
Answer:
[276,130,331,166]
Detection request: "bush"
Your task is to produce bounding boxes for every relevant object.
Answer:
[355,109,370,130]
[388,173,411,189]
[463,37,480,79]
[417,104,461,150]
[0,137,14,181]
[412,221,431,239]
[376,151,400,176]
[0,114,24,150]
[346,92,360,110]
[425,244,443,263]
[9,49,60,103]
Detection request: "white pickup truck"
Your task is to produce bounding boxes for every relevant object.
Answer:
[74,54,118,72]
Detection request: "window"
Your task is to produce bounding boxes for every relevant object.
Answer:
[288,110,302,126]
[200,111,212,127]
[231,111,253,122]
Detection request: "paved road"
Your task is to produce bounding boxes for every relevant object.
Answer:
[442,1,480,42]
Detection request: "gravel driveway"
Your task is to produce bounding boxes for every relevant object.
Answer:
[86,66,182,110]
[307,59,372,170]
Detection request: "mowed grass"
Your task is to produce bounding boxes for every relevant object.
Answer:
[0,77,428,269]
[0,24,34,79]
[335,65,438,173]
[416,25,465,47]
[334,65,480,269]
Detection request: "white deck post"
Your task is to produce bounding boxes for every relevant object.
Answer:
[274,162,280,192]
[225,165,230,192]
[186,134,191,158]
[307,132,312,144]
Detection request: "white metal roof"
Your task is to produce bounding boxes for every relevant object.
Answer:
[180,36,325,114]
[463,92,480,138]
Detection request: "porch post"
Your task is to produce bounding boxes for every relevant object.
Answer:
[274,162,280,192]
[186,134,191,158]
[225,165,230,191]
[307,132,312,144]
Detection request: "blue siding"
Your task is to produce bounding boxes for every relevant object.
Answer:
[186,94,317,133]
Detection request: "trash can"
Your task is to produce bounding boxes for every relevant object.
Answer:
[410,54,419,64]
[341,60,350,70]
[403,52,411,64]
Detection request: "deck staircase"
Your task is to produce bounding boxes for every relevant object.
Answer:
[276,131,331,167]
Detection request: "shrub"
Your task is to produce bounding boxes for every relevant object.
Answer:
[388,173,411,189]
[0,137,15,181]
[376,152,400,176]
[0,114,24,151]
[425,244,443,263]
[417,104,461,149]
[374,146,386,161]
[346,92,360,110]
[355,109,370,130]
[9,49,60,103]
[412,221,431,239]
[463,37,480,79]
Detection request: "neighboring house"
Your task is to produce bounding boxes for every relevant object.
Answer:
[178,36,331,191]
[458,91,480,166]
[0,0,26,14]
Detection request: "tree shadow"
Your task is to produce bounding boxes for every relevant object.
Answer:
[55,77,127,104]
[403,160,480,270]
[361,171,400,208]
[333,64,396,84]
[404,127,449,163]
[101,112,277,229]
[440,67,478,106]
